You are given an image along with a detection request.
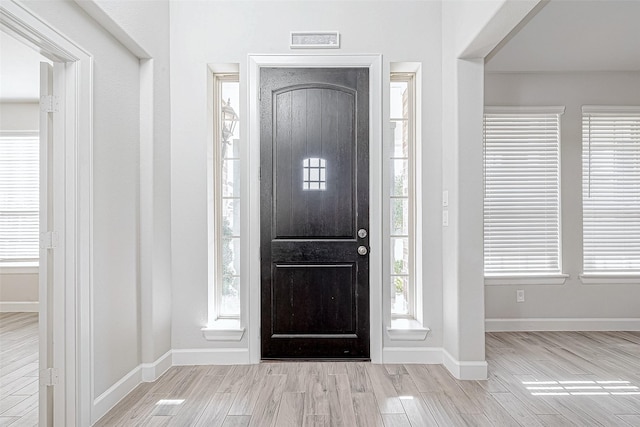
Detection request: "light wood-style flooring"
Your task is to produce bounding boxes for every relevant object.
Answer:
[2,313,639,426]
[0,312,39,427]
[96,330,640,426]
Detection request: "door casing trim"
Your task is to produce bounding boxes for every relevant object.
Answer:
[0,1,94,425]
[247,54,383,363]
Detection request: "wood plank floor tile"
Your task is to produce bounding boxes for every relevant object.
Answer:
[274,392,304,427]
[352,392,384,427]
[390,373,439,426]
[538,396,606,426]
[221,415,250,427]
[345,362,373,393]
[1,394,37,417]
[490,391,545,426]
[421,391,475,426]
[167,375,227,426]
[247,374,286,426]
[366,363,404,414]
[193,393,236,427]
[302,414,329,427]
[380,413,411,427]
[459,412,494,426]
[4,315,635,427]
[0,417,20,427]
[227,365,268,415]
[333,373,358,427]
[462,390,520,426]
[0,395,30,415]
[303,368,329,416]
[617,414,640,426]
[5,407,37,427]
[534,413,578,427]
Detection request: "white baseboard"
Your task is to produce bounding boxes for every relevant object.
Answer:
[0,301,39,312]
[172,348,251,365]
[141,350,173,382]
[382,347,443,364]
[442,349,488,380]
[486,318,640,332]
[92,350,174,423]
[92,365,142,424]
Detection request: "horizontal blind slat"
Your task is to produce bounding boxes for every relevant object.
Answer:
[483,112,561,275]
[583,111,640,273]
[0,135,40,261]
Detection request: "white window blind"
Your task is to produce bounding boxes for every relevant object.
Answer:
[0,133,39,263]
[483,107,564,275]
[582,107,640,274]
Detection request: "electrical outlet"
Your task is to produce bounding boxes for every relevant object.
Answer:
[516,289,525,303]
[442,210,449,227]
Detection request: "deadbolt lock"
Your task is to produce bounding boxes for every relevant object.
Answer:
[357,246,368,256]
[358,228,368,239]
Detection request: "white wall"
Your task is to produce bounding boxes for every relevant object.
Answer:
[23,0,141,398]
[440,0,542,377]
[0,103,39,306]
[0,103,39,130]
[0,272,37,301]
[170,0,444,353]
[88,0,174,369]
[485,71,640,323]
[441,0,502,371]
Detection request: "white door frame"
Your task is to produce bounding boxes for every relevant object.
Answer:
[0,1,93,425]
[246,54,383,363]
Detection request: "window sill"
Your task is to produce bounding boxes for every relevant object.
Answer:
[201,318,245,341]
[485,274,568,286]
[387,318,430,341]
[0,262,39,275]
[580,274,640,285]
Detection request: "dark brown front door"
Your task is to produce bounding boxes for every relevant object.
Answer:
[260,67,369,359]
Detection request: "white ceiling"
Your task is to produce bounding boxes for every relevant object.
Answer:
[486,0,640,73]
[0,31,45,102]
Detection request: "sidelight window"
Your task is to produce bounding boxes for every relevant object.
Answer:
[390,73,415,318]
[204,65,245,340]
[387,64,428,339]
[213,73,241,319]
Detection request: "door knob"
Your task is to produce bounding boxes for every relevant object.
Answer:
[358,228,368,238]
[357,246,368,256]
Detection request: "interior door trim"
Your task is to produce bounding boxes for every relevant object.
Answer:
[247,54,383,363]
[1,2,94,424]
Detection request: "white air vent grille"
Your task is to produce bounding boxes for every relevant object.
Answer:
[290,31,340,49]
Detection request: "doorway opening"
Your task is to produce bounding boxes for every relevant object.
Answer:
[1,2,93,423]
[0,30,49,425]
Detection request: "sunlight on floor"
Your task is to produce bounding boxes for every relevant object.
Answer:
[155,399,185,406]
[522,380,640,396]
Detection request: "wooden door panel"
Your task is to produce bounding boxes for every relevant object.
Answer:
[272,264,355,335]
[273,87,355,239]
[261,67,369,359]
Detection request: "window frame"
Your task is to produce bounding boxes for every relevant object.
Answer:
[389,72,416,320]
[483,106,565,280]
[581,106,640,278]
[204,65,245,340]
[212,73,241,321]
